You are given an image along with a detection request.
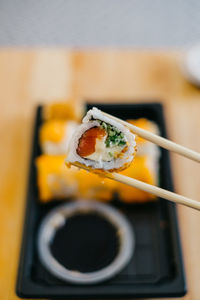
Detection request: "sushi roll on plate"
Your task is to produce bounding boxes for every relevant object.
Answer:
[35,155,115,202]
[36,155,78,202]
[117,156,158,203]
[127,118,159,157]
[42,99,84,122]
[39,120,78,155]
[66,107,136,172]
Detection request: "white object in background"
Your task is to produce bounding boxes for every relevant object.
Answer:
[182,45,200,86]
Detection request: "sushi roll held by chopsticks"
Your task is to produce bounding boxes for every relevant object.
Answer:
[65,107,200,211]
[66,107,137,172]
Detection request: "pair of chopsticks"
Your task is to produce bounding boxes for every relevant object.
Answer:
[72,111,200,211]
[102,112,200,211]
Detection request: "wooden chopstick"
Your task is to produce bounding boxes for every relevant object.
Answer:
[70,162,200,211]
[102,111,200,163]
[108,172,200,211]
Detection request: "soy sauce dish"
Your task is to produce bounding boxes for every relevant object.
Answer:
[37,200,134,284]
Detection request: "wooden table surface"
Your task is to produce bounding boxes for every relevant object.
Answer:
[0,50,200,300]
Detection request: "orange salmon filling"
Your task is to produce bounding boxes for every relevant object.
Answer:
[77,127,106,157]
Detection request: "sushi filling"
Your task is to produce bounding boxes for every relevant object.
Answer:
[77,120,127,162]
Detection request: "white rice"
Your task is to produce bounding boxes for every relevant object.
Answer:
[66,107,136,170]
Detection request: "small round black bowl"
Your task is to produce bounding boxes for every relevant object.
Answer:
[38,200,134,285]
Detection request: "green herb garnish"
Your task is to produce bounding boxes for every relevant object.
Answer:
[108,152,113,157]
[97,120,126,148]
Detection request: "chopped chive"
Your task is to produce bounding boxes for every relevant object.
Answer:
[97,119,126,148]
[108,152,113,157]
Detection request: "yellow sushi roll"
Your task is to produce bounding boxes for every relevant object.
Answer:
[36,155,115,202]
[127,118,159,157]
[35,155,78,202]
[117,156,157,203]
[39,120,78,155]
[115,118,159,203]
[43,99,85,122]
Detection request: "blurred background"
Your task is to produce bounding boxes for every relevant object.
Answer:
[0,0,200,48]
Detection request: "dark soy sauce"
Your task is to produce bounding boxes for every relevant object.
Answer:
[50,212,119,273]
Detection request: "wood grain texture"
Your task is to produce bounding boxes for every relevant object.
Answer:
[0,49,200,300]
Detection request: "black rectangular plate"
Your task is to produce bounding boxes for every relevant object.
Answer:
[16,103,187,298]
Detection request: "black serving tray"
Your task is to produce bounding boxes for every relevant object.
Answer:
[16,103,187,298]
